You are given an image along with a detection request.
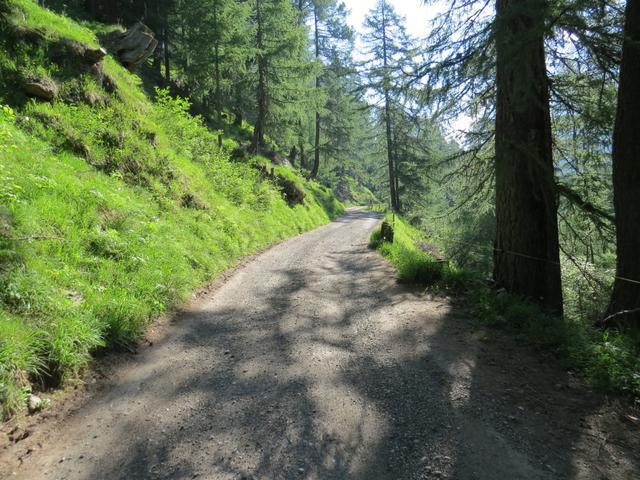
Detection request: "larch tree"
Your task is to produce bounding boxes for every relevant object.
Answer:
[493,0,563,312]
[361,0,414,211]
[250,0,311,153]
[171,0,251,125]
[308,0,353,178]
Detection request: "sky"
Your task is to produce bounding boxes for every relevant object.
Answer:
[341,0,438,39]
[340,0,471,138]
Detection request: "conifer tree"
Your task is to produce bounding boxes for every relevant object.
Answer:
[171,0,251,125]
[308,0,353,178]
[250,0,312,153]
[493,0,563,312]
[361,0,414,210]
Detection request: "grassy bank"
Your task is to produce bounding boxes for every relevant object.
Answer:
[368,213,470,288]
[0,0,343,418]
[370,213,640,398]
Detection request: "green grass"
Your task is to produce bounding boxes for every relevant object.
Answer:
[9,0,98,45]
[468,286,640,396]
[0,0,344,419]
[369,213,470,289]
[371,211,640,398]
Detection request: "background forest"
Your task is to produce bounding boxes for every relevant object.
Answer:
[1,0,639,418]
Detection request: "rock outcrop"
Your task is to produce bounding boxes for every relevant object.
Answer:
[22,78,58,101]
[113,22,158,72]
[381,221,394,243]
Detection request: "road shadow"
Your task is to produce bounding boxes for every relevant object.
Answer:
[17,209,638,480]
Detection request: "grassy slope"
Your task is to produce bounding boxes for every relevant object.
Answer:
[0,0,343,418]
[369,213,468,287]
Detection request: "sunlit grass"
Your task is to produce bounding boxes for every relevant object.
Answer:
[0,0,344,419]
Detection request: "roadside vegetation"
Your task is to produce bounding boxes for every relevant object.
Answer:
[0,0,343,419]
[1,0,639,423]
[371,215,640,398]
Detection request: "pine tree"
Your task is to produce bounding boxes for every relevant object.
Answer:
[250,0,312,153]
[361,0,414,211]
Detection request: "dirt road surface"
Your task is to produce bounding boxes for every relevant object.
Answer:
[1,209,639,479]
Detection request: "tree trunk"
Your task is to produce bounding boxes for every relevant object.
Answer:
[151,0,162,79]
[233,80,243,127]
[213,0,222,127]
[251,0,266,153]
[381,1,398,211]
[605,0,640,329]
[86,0,97,17]
[163,2,170,85]
[311,6,321,178]
[493,0,563,313]
[393,136,401,211]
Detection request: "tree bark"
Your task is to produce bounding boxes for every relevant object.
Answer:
[605,0,640,329]
[311,5,321,178]
[493,0,563,313]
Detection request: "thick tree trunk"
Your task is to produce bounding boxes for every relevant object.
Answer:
[311,6,321,179]
[493,0,563,313]
[605,0,640,329]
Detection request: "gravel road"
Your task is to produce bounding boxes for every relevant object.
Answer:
[1,208,639,480]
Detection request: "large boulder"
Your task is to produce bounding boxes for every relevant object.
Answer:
[84,46,107,64]
[22,78,58,101]
[113,22,158,72]
[275,174,306,206]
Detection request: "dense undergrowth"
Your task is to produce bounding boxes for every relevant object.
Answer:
[371,213,640,398]
[0,0,343,419]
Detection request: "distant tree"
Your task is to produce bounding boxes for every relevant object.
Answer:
[250,0,312,153]
[361,0,414,210]
[170,0,251,125]
[308,0,353,178]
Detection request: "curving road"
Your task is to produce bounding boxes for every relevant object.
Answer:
[1,209,638,479]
